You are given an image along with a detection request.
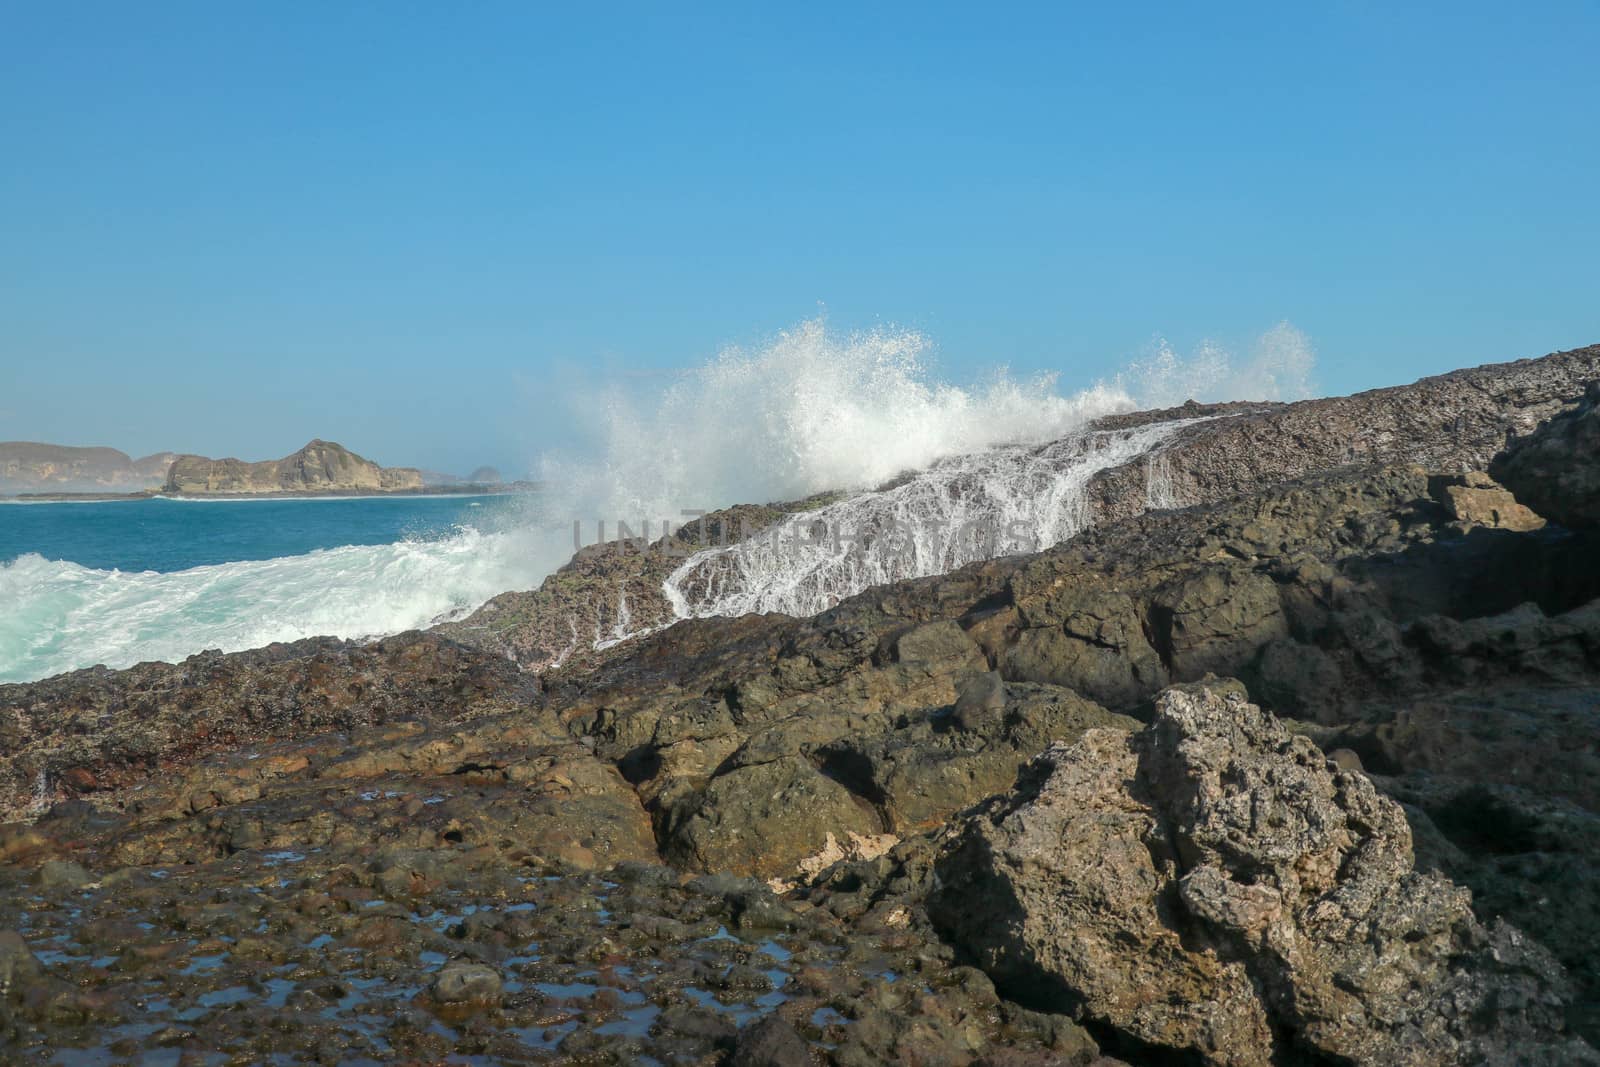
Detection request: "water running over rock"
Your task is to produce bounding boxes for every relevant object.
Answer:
[664,418,1205,619]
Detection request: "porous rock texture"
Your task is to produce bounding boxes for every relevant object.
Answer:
[931,686,1594,1066]
[434,491,846,671]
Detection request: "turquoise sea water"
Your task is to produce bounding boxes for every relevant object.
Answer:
[0,495,508,572]
[0,494,549,684]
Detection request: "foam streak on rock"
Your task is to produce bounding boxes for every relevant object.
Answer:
[663,419,1202,619]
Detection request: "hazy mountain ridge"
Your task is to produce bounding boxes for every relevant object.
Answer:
[418,465,503,487]
[0,442,177,493]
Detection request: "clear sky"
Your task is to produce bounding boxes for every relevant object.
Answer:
[2,2,1596,476]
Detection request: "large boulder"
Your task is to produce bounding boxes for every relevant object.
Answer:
[816,678,1140,834]
[1003,578,1168,706]
[931,685,1594,1066]
[1492,381,1600,529]
[660,755,883,878]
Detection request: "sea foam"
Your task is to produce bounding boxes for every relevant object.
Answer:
[0,526,556,683]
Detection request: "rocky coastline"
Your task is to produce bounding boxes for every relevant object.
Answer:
[2,438,527,499]
[2,344,1599,1064]
[0,443,176,496]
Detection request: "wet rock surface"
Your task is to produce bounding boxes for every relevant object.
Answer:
[4,451,1598,1062]
[0,632,540,823]
[435,492,847,673]
[2,344,1600,1063]
[0,845,1106,1065]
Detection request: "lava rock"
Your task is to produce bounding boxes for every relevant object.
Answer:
[932,684,1596,1066]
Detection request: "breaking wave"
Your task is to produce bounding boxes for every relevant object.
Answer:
[0,527,552,683]
[643,318,1313,624]
[541,318,1139,520]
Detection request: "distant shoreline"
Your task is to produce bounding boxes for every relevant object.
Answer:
[0,483,542,503]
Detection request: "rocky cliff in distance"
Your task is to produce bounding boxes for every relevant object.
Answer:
[0,442,176,493]
[162,439,424,495]
[420,465,504,487]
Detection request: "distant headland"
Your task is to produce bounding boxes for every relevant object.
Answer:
[0,439,533,500]
[163,438,426,495]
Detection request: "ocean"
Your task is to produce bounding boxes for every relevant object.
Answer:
[0,494,551,684]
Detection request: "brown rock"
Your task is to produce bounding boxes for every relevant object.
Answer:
[729,1013,811,1067]
[1428,471,1545,530]
[662,755,882,878]
[932,685,1595,1066]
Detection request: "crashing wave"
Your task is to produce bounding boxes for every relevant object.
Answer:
[0,527,544,683]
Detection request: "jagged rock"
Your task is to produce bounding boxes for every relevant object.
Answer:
[1150,567,1287,677]
[1003,582,1168,706]
[1091,344,1600,528]
[6,345,1600,1064]
[434,490,846,671]
[526,463,1600,894]
[1409,599,1600,688]
[1493,381,1600,529]
[436,344,1600,671]
[930,685,1595,1066]
[817,682,1138,835]
[1308,682,1600,1035]
[951,671,1007,731]
[1249,638,1343,719]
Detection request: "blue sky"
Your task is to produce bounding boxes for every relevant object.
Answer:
[2,3,1596,475]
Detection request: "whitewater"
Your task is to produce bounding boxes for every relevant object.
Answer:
[662,417,1209,620]
[0,526,561,684]
[0,319,1314,683]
